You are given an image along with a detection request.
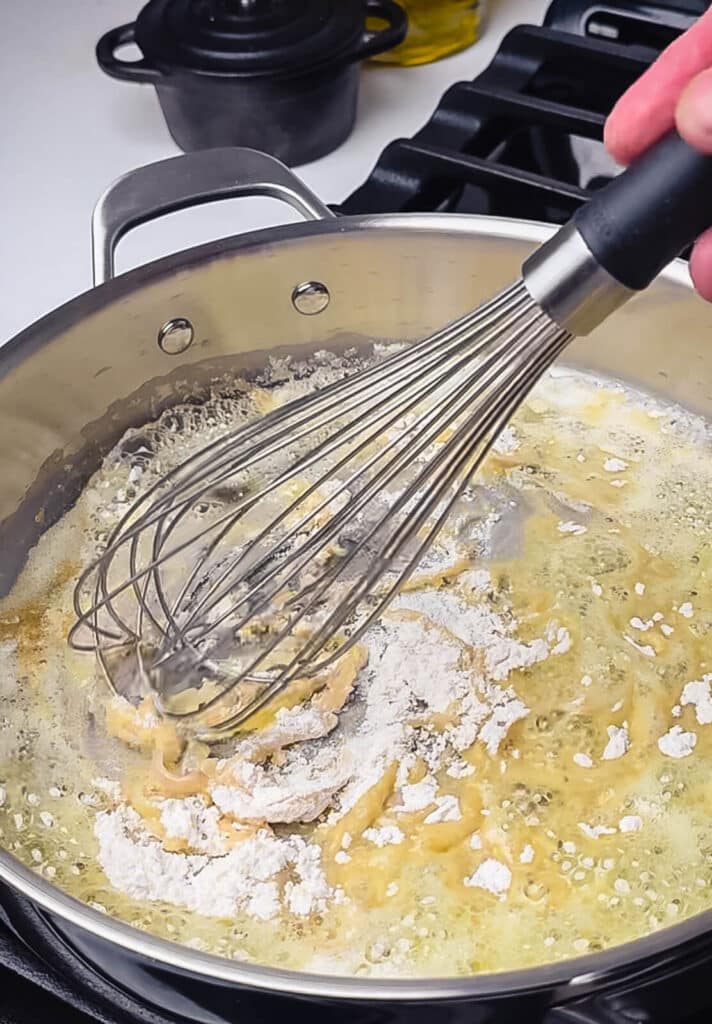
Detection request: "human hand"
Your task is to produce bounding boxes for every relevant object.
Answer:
[604,8,712,300]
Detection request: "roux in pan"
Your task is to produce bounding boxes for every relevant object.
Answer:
[0,350,711,977]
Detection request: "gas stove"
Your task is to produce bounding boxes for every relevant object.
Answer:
[2,2,711,1022]
[340,0,708,231]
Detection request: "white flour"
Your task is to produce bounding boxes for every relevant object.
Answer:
[363,824,404,846]
[493,425,519,455]
[464,859,512,897]
[578,822,617,839]
[160,797,227,856]
[96,573,552,922]
[394,775,439,814]
[601,724,630,761]
[230,704,340,763]
[424,795,462,824]
[619,815,643,833]
[95,806,334,921]
[658,726,697,759]
[680,676,712,725]
[212,748,353,824]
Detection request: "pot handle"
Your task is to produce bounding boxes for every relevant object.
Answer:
[96,23,162,84]
[352,0,409,61]
[92,147,336,285]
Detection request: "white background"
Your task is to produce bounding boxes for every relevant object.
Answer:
[0,0,549,344]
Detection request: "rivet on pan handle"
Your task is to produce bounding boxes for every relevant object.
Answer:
[91,148,336,285]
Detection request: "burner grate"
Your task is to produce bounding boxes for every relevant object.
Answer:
[545,0,707,48]
[338,13,702,225]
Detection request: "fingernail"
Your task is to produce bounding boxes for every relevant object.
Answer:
[676,68,712,153]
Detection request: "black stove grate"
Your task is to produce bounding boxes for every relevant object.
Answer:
[0,887,169,1024]
[339,4,708,226]
[339,24,647,221]
[544,0,707,46]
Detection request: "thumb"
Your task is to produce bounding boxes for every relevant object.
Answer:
[676,67,712,153]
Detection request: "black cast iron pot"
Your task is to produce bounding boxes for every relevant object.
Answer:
[96,0,408,165]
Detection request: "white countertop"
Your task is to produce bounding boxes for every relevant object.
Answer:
[0,0,549,344]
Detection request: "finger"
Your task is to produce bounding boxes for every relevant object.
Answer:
[676,67,712,153]
[604,8,712,165]
[689,228,712,302]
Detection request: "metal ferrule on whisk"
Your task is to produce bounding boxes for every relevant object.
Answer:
[522,221,635,337]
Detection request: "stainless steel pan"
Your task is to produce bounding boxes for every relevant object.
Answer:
[1,148,711,1024]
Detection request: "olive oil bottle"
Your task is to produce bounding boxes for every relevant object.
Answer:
[371,1,485,66]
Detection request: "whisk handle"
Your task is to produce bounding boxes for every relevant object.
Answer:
[573,129,712,291]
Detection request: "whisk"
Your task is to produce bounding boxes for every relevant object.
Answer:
[70,131,712,736]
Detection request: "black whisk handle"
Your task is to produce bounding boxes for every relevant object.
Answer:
[573,129,712,291]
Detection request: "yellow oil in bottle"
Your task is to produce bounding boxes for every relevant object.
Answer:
[371,1,484,66]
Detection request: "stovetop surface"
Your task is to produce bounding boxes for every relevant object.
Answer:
[3,1,712,1021]
[3,882,712,1024]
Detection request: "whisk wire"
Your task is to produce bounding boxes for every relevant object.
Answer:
[164,288,542,645]
[141,288,547,676]
[184,313,571,729]
[72,285,527,649]
[287,315,572,679]
[71,281,573,733]
[70,284,524,648]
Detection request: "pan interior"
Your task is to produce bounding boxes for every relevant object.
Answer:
[1,333,712,980]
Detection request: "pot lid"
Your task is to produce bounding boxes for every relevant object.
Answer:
[135,0,372,77]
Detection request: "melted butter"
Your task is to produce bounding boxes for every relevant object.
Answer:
[106,696,184,764]
[1,367,711,978]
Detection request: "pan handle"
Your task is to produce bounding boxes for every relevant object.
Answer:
[92,148,336,285]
